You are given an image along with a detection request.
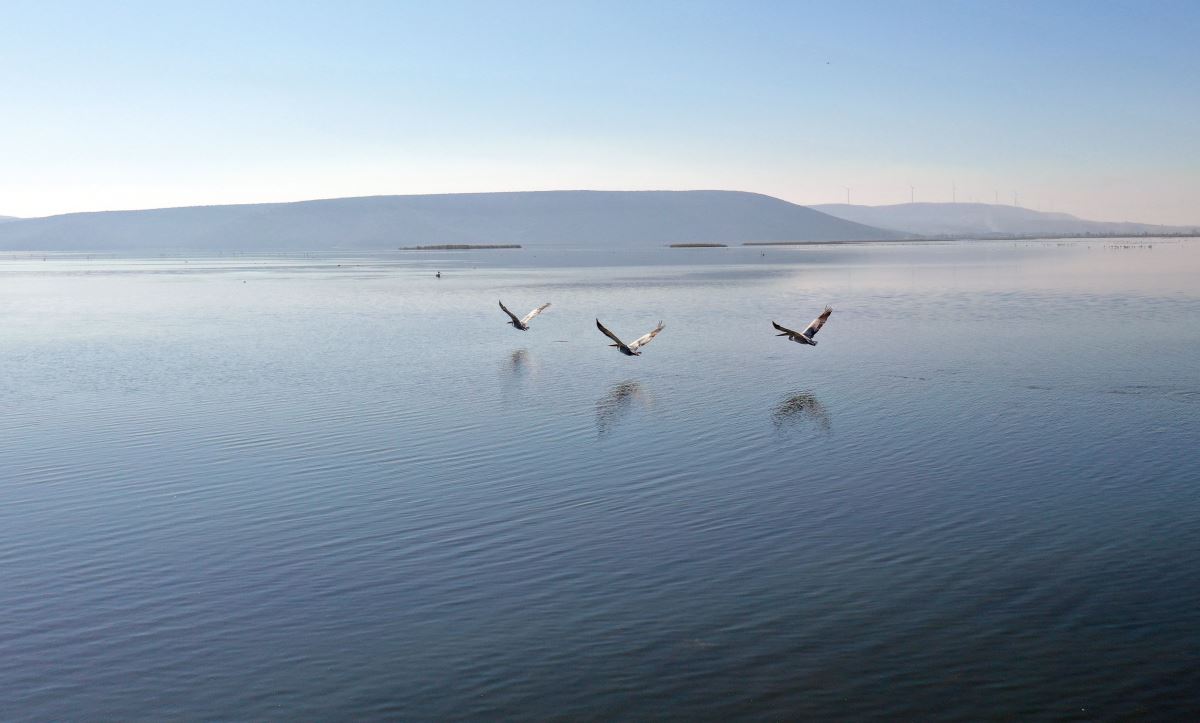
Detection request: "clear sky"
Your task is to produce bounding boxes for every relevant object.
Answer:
[2,0,1197,223]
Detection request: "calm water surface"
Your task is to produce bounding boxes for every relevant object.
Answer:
[2,241,1198,719]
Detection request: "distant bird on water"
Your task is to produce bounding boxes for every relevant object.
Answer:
[596,319,665,356]
[772,306,832,346]
[499,300,551,331]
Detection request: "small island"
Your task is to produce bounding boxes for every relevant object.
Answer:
[744,240,876,246]
[399,244,522,250]
[669,243,727,248]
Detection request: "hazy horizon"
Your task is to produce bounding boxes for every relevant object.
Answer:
[2,1,1198,225]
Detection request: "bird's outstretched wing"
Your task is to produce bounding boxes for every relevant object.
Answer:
[521,303,551,325]
[772,321,803,336]
[499,300,522,325]
[596,319,631,352]
[803,306,832,339]
[628,321,665,352]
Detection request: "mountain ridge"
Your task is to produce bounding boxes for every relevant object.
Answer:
[812,202,1198,237]
[0,190,903,251]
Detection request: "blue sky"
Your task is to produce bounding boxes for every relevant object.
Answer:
[2,0,1197,223]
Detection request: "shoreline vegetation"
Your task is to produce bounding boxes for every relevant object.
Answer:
[937,231,1200,241]
[744,240,889,246]
[1,235,1195,260]
[745,232,1200,246]
[399,244,522,250]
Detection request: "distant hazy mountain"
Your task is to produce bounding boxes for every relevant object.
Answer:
[0,191,900,251]
[811,202,1196,238]
[0,215,17,223]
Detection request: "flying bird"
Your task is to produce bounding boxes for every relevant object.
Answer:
[596,319,665,356]
[772,306,832,346]
[499,300,550,331]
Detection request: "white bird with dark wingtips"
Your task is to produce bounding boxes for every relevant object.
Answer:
[499,300,551,331]
[772,306,832,346]
[596,319,665,356]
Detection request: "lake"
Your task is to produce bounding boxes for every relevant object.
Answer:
[2,240,1198,719]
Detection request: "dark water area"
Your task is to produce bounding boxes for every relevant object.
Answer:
[2,240,1199,719]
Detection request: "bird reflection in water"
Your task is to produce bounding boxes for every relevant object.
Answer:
[772,391,832,433]
[595,380,646,437]
[506,348,530,378]
[500,349,535,405]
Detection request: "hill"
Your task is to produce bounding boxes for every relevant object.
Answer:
[811,202,1197,238]
[0,191,901,251]
[0,215,17,223]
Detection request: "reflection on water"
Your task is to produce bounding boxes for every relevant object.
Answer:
[506,348,530,378]
[772,391,832,433]
[500,349,535,407]
[595,380,645,437]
